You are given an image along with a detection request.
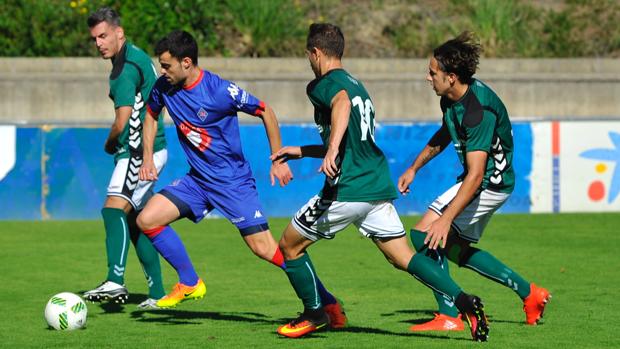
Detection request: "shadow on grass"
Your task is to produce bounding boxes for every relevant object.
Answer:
[390,308,523,326]
[79,292,150,314]
[130,309,470,341]
[130,309,280,326]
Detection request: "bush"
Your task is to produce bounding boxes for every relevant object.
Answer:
[0,0,618,57]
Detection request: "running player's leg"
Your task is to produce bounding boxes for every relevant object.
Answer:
[277,196,359,338]
[409,210,462,330]
[127,210,165,306]
[136,179,206,308]
[360,201,487,341]
[277,223,329,338]
[126,149,168,306]
[443,233,550,325]
[84,155,139,302]
[208,178,343,323]
[446,188,549,324]
[243,230,345,327]
[374,235,488,341]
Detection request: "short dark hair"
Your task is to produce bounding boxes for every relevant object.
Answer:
[306,23,345,59]
[87,7,120,28]
[433,31,482,84]
[155,30,199,66]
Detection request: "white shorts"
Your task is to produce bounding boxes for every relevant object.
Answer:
[107,149,167,210]
[292,195,405,241]
[429,182,510,243]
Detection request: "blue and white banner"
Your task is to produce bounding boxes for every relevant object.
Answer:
[6,120,603,220]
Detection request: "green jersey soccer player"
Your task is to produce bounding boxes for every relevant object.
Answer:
[398,32,550,331]
[83,7,167,308]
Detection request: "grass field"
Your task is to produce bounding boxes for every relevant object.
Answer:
[1,214,618,348]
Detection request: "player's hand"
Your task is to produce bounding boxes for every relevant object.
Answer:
[319,147,339,178]
[270,160,293,187]
[423,217,451,249]
[269,146,303,162]
[104,138,119,155]
[139,159,158,181]
[398,167,416,195]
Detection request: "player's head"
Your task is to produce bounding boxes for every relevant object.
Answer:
[155,30,199,86]
[87,7,124,59]
[306,23,344,77]
[427,31,482,96]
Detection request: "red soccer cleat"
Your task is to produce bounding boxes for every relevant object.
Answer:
[410,313,464,332]
[324,300,347,328]
[523,283,551,325]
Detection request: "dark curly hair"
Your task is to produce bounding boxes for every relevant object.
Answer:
[433,31,482,84]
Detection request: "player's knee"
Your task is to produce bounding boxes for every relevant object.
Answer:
[250,242,273,261]
[135,212,153,232]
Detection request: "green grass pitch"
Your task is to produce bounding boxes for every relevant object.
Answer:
[1,214,618,348]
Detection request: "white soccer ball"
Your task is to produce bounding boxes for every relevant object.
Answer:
[44,292,88,330]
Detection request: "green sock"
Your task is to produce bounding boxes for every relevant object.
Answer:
[284,253,322,310]
[407,252,462,301]
[102,208,130,285]
[410,229,459,317]
[462,248,531,299]
[128,212,165,299]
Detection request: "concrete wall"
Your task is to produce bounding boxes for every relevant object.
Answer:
[1,57,619,125]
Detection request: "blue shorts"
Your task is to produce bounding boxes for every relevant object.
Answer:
[159,173,269,236]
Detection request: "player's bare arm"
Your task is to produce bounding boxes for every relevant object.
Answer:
[104,106,132,154]
[258,103,293,187]
[424,150,487,249]
[320,89,351,178]
[398,124,451,194]
[139,109,159,181]
[270,145,326,162]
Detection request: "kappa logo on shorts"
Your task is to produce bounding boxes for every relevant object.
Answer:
[254,210,263,218]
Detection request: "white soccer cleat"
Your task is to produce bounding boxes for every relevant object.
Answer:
[137,298,161,309]
[83,281,129,303]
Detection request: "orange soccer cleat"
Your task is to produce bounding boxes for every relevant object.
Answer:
[156,278,206,308]
[277,310,329,338]
[324,300,347,328]
[410,313,464,332]
[523,283,551,325]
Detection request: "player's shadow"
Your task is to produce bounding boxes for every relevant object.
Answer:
[391,308,522,326]
[130,309,281,326]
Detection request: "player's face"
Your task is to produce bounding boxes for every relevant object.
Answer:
[89,21,123,59]
[426,57,451,96]
[158,52,187,86]
[306,48,321,77]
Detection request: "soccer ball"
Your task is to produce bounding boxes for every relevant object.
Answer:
[44,292,87,330]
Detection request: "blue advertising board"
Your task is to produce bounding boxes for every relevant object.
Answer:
[0,123,533,220]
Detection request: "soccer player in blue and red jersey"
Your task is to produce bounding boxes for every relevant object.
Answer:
[135,30,346,327]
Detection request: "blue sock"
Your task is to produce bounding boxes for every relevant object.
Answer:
[149,226,199,286]
[316,279,337,305]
